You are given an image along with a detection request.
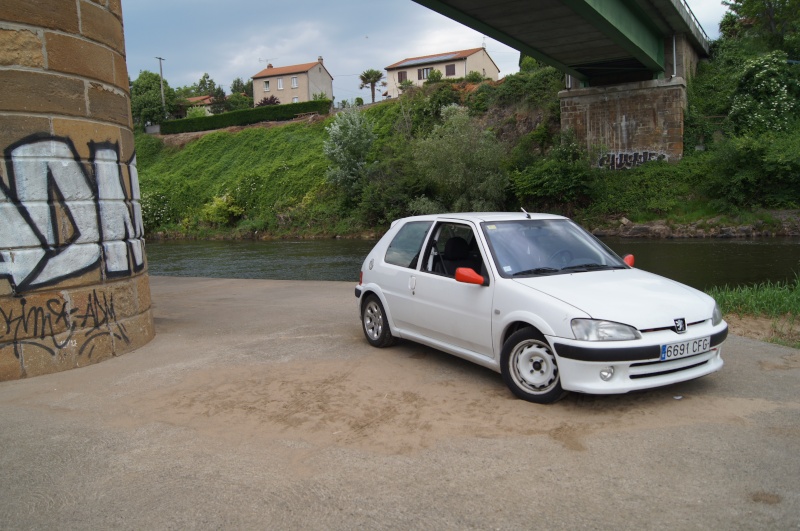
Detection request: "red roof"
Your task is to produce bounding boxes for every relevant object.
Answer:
[385,48,487,70]
[187,95,213,105]
[252,61,331,80]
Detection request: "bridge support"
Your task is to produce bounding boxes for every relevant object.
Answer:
[560,78,687,169]
[0,1,154,380]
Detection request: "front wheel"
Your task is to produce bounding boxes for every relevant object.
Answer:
[500,328,565,404]
[361,295,395,348]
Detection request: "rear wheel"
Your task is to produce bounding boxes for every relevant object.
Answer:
[361,295,395,348]
[500,328,566,404]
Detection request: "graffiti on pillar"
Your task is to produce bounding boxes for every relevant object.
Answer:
[0,134,144,294]
[0,289,129,360]
[598,151,667,170]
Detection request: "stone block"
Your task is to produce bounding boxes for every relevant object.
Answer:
[0,71,86,116]
[87,82,131,127]
[0,342,23,381]
[114,308,155,355]
[113,52,129,93]
[0,0,79,33]
[0,291,72,342]
[0,115,51,154]
[45,33,115,85]
[108,0,123,19]
[52,118,123,160]
[80,2,125,55]
[0,28,44,68]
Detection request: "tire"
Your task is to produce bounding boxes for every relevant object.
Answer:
[361,295,395,348]
[500,328,566,404]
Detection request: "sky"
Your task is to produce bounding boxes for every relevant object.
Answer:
[122,0,730,103]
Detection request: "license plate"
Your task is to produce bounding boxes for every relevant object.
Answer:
[661,337,710,361]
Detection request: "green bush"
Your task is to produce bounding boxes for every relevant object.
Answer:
[160,100,331,134]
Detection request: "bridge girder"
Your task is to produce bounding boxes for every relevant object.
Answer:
[412,0,703,85]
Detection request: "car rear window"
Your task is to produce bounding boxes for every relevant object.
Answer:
[384,221,432,269]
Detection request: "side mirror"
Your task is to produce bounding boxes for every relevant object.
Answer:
[623,254,635,267]
[455,267,488,286]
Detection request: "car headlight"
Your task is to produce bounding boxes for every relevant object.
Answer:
[712,303,723,326]
[572,319,642,341]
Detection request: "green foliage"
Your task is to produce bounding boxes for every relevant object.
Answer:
[722,0,800,52]
[464,67,562,117]
[230,77,253,98]
[312,92,329,101]
[355,97,364,106]
[225,93,252,111]
[411,105,508,212]
[323,107,376,200]
[728,51,800,135]
[160,100,331,134]
[707,275,800,318]
[425,69,443,84]
[464,70,484,83]
[210,86,226,114]
[198,194,244,227]
[702,129,800,209]
[130,70,178,125]
[186,106,207,119]
[511,132,592,216]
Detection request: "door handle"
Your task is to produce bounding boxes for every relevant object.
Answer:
[409,276,416,291]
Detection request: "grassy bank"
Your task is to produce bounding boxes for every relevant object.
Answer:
[707,277,800,348]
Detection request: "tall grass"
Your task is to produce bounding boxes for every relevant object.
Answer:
[706,276,800,318]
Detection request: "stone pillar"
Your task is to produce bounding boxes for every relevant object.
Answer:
[559,78,687,170]
[0,0,154,380]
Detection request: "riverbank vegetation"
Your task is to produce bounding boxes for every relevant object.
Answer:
[709,277,800,348]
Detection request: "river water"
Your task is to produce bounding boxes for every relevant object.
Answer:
[145,236,800,290]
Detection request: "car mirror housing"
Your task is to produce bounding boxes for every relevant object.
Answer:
[455,267,488,286]
[623,254,635,267]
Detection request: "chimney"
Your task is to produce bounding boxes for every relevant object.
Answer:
[267,63,273,69]
[318,56,323,64]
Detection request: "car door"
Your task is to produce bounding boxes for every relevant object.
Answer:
[377,220,433,335]
[405,221,495,357]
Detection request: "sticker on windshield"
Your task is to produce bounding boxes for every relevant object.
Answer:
[487,225,496,230]
[503,266,512,272]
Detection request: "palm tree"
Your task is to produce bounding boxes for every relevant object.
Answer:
[359,68,385,103]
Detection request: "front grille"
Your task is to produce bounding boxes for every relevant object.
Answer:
[640,319,706,335]
[628,350,716,379]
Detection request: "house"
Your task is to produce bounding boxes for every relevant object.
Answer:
[384,47,500,99]
[186,95,214,116]
[251,57,333,106]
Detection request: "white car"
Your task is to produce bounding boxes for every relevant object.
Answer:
[355,212,727,404]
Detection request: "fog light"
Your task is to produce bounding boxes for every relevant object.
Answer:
[600,366,615,381]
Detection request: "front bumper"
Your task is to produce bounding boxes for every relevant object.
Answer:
[550,323,727,394]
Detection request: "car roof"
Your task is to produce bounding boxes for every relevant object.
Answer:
[391,212,568,226]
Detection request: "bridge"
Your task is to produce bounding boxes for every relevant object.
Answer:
[412,0,713,165]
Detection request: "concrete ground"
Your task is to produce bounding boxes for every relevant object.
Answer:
[0,276,798,530]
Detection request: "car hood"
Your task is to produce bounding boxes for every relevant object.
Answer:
[513,268,713,330]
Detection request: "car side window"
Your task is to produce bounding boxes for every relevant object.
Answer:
[384,221,432,269]
[422,222,486,278]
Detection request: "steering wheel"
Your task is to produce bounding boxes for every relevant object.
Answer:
[547,250,573,268]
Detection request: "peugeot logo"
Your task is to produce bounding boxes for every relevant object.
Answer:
[674,318,687,334]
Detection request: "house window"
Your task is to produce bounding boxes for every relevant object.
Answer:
[292,97,299,103]
[397,71,407,83]
[264,80,270,91]
[277,78,283,90]
[291,76,298,88]
[418,67,432,80]
[445,64,456,77]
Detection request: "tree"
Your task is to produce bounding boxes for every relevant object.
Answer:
[130,70,178,125]
[230,77,253,98]
[210,86,226,114]
[411,105,508,212]
[196,73,217,95]
[323,107,376,199]
[723,0,800,51]
[256,95,280,106]
[359,68,385,103]
[425,69,443,84]
[226,93,252,111]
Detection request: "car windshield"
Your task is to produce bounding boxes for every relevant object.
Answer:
[481,219,627,278]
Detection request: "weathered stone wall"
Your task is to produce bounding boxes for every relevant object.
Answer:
[0,0,154,381]
[559,78,687,168]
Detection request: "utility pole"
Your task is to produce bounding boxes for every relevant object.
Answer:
[155,56,166,118]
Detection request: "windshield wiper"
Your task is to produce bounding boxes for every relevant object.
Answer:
[560,263,620,272]
[513,267,561,277]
